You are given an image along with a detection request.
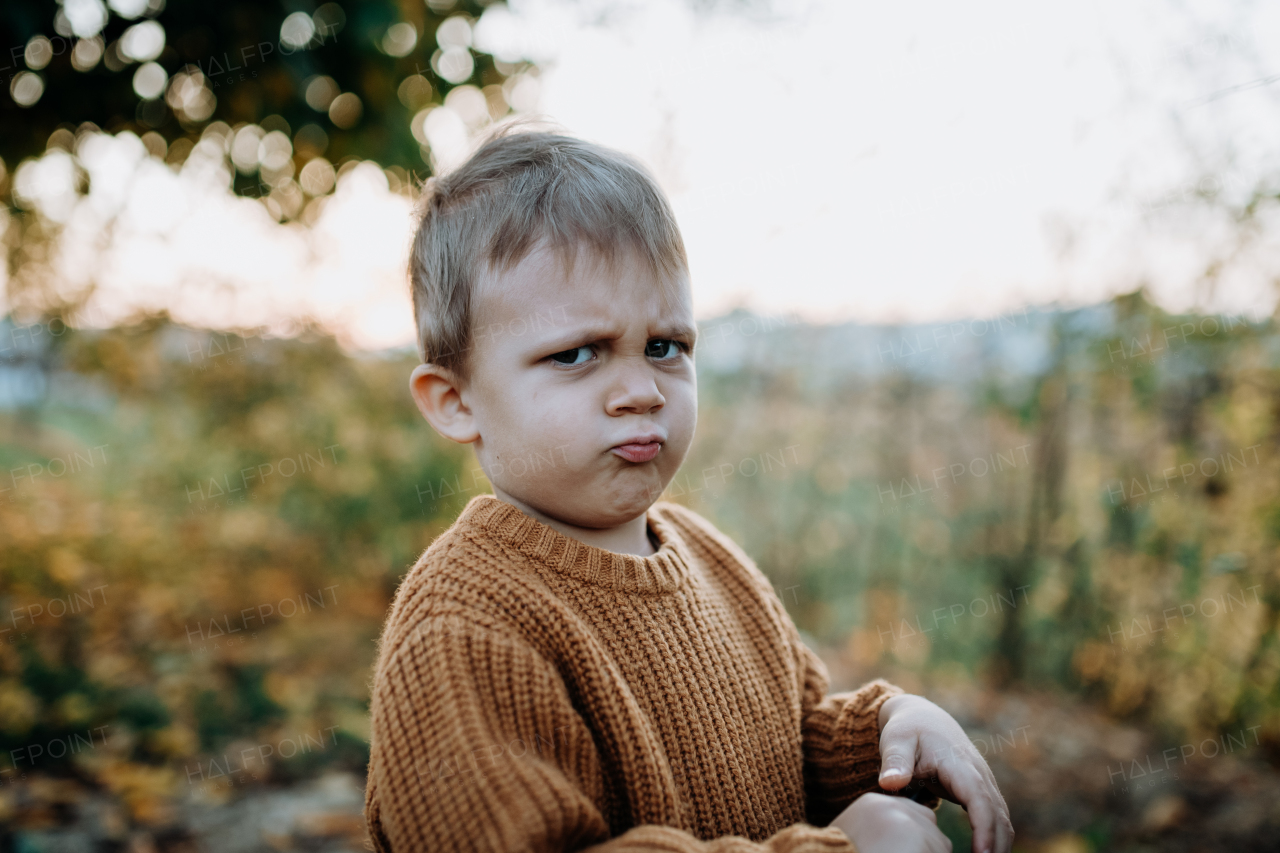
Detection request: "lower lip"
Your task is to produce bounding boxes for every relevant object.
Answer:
[612,443,661,463]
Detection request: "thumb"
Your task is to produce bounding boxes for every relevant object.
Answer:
[878,733,917,790]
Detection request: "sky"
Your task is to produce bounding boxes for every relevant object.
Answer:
[5,0,1280,349]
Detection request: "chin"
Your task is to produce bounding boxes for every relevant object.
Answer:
[601,473,668,521]
[555,480,664,530]
[504,463,673,530]
[561,497,650,530]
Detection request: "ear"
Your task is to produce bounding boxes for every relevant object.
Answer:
[410,363,480,444]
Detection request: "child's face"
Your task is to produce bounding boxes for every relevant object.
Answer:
[462,241,697,529]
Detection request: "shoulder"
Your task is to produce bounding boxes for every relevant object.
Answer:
[375,502,545,664]
[649,501,773,592]
[649,502,802,664]
[393,496,533,599]
[651,500,751,563]
[394,511,489,604]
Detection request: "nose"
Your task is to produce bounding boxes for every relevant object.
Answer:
[605,359,665,416]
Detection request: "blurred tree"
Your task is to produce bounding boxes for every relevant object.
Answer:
[0,0,517,184]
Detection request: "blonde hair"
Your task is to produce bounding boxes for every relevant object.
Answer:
[409,117,689,376]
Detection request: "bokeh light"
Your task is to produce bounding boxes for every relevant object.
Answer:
[280,11,316,50]
[24,36,53,71]
[397,74,434,110]
[433,47,474,85]
[313,2,346,37]
[327,92,362,129]
[382,22,418,57]
[62,0,109,38]
[70,36,104,71]
[304,75,340,112]
[230,125,264,174]
[10,72,45,108]
[299,157,336,196]
[165,67,215,122]
[107,0,149,18]
[421,106,468,169]
[258,131,293,172]
[443,85,490,130]
[118,20,165,62]
[131,62,167,100]
[12,148,79,222]
[436,15,472,50]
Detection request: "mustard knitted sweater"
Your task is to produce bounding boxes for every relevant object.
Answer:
[364,495,902,852]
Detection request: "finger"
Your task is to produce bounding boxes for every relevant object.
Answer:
[931,746,990,807]
[878,729,918,790]
[968,749,1004,800]
[955,761,1013,853]
[943,745,1012,835]
[993,805,1015,853]
[931,761,996,852]
[980,783,1013,853]
[962,789,1000,853]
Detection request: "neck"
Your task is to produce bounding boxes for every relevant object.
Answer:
[491,488,656,556]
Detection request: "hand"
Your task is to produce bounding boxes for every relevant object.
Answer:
[876,694,1014,853]
[830,792,951,853]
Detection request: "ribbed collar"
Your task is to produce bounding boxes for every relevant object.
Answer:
[456,495,693,594]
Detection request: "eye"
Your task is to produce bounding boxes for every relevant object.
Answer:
[549,345,594,366]
[645,339,682,360]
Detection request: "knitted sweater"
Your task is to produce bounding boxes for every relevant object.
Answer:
[364,495,903,852]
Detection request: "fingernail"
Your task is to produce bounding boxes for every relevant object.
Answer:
[879,763,906,779]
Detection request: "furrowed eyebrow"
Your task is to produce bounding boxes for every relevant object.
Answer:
[656,323,698,345]
[530,321,699,356]
[533,324,622,354]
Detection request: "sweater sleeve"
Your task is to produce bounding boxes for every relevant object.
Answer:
[364,612,859,853]
[794,640,904,827]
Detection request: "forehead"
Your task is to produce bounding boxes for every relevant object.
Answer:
[473,239,691,331]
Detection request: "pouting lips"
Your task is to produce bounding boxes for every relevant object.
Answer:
[611,442,661,463]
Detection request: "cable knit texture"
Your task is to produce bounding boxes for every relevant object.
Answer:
[364,495,904,852]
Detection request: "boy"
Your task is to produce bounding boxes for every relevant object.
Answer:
[364,120,1012,853]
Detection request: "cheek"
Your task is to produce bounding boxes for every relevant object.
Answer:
[670,380,698,434]
[495,393,583,460]
[661,382,698,458]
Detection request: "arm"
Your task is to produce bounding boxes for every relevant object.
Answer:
[364,612,859,853]
[794,641,912,826]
